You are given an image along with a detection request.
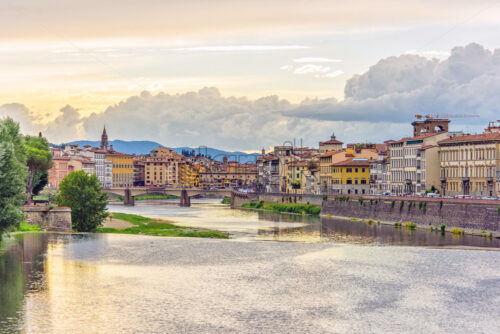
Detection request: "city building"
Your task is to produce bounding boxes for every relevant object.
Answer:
[438,128,500,197]
[106,151,135,187]
[48,155,72,189]
[389,132,449,195]
[319,132,343,154]
[286,161,309,194]
[370,156,390,194]
[331,159,370,195]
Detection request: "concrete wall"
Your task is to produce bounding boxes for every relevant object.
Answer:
[322,198,500,232]
[24,206,72,232]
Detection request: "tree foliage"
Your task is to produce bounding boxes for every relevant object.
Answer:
[0,118,28,238]
[24,136,52,204]
[32,171,49,196]
[56,171,109,232]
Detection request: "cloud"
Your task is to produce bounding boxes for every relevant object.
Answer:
[293,57,343,63]
[404,50,451,59]
[171,45,310,52]
[3,43,500,149]
[287,43,500,131]
[294,64,331,74]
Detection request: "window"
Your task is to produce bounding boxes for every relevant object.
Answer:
[355,168,358,173]
[362,168,365,173]
[346,168,352,173]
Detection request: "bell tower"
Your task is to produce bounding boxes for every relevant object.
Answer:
[100,126,109,150]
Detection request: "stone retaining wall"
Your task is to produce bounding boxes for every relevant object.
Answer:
[23,206,72,232]
[322,198,500,232]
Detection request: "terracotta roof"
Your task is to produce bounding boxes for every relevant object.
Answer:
[287,161,309,167]
[319,150,343,158]
[332,159,370,167]
[420,145,436,150]
[438,132,500,145]
[319,139,343,145]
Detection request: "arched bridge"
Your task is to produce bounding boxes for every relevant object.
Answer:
[104,187,235,207]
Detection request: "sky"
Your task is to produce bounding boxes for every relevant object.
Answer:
[1,0,500,151]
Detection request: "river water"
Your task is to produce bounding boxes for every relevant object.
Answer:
[1,199,500,333]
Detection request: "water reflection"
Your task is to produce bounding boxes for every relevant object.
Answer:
[109,200,500,248]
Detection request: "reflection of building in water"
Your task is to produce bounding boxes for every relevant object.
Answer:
[256,211,322,241]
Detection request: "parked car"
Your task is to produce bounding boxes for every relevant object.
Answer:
[426,193,437,198]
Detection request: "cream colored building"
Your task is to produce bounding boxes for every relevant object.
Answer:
[389,132,449,195]
[438,130,500,197]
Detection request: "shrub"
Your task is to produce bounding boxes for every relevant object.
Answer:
[487,232,493,238]
[394,221,402,227]
[391,200,395,209]
[322,195,328,201]
[498,205,500,215]
[439,200,443,210]
[368,219,374,224]
[418,201,423,210]
[405,222,416,229]
[440,224,446,232]
[245,201,321,215]
[423,202,427,214]
[399,200,404,212]
[370,199,373,205]
[408,202,412,211]
[452,228,465,235]
[358,197,364,205]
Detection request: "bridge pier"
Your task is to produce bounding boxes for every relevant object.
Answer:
[180,189,191,207]
[124,188,135,206]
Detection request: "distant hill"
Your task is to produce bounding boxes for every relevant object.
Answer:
[65,140,260,163]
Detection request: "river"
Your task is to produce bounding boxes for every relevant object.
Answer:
[1,199,500,333]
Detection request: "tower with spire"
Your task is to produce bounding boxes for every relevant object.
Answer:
[100,126,109,150]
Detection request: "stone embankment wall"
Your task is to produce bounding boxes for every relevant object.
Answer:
[23,206,72,232]
[322,198,500,232]
[231,192,323,208]
[232,192,500,232]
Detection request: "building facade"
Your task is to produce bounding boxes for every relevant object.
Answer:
[331,159,370,195]
[438,131,500,197]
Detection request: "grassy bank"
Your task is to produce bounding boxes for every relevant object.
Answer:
[96,212,229,239]
[221,197,231,204]
[242,201,321,215]
[115,194,180,201]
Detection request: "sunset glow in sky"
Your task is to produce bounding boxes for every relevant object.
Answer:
[2,0,500,149]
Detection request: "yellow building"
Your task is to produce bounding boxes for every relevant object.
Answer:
[286,161,309,194]
[106,152,134,187]
[178,161,199,188]
[331,159,370,195]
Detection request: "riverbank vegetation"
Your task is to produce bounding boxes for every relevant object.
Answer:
[115,194,180,201]
[242,201,321,215]
[221,197,231,204]
[97,212,228,239]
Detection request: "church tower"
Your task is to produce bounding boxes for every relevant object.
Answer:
[100,126,109,150]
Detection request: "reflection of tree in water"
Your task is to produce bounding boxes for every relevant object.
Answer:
[320,217,500,248]
[0,233,68,331]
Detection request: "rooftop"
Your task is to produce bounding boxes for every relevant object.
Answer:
[332,159,371,167]
[438,132,500,145]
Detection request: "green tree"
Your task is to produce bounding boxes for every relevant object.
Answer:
[0,118,28,238]
[24,136,52,205]
[32,171,49,196]
[56,171,109,232]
